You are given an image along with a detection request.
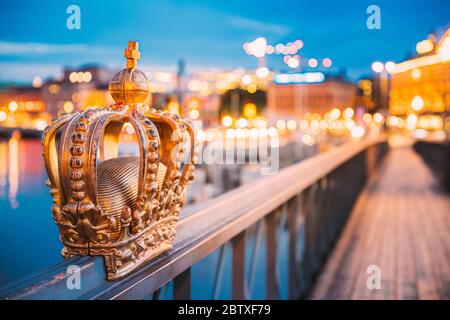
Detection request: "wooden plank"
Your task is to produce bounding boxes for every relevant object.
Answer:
[343,157,388,300]
[395,168,418,300]
[428,197,450,299]
[416,157,450,299]
[312,153,388,299]
[350,172,388,300]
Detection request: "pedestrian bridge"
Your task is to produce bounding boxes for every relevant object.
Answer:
[311,142,450,299]
[1,136,449,300]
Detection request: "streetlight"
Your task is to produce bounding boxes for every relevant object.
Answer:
[255,67,269,78]
[222,115,233,127]
[287,56,300,68]
[308,58,318,68]
[322,58,332,68]
[384,61,396,74]
[243,37,267,58]
[411,95,424,111]
[371,61,384,73]
[243,37,268,70]
[371,60,395,112]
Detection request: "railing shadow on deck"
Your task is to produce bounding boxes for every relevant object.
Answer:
[413,139,450,193]
[0,137,388,300]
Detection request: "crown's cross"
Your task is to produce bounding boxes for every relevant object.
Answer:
[125,41,140,68]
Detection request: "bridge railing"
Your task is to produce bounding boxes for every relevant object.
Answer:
[414,139,450,192]
[0,136,387,300]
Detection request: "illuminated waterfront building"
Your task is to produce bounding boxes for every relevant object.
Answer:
[42,65,114,116]
[0,88,49,130]
[355,78,376,111]
[0,65,115,131]
[266,73,357,119]
[390,28,450,116]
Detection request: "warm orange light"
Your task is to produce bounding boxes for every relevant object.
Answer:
[343,107,354,119]
[245,37,267,58]
[32,76,43,88]
[411,95,424,111]
[8,101,18,111]
[411,68,421,79]
[308,58,318,68]
[69,72,78,83]
[222,115,233,127]
[189,109,200,120]
[166,101,180,114]
[384,61,396,74]
[416,39,434,55]
[322,58,332,68]
[247,83,257,93]
[329,108,341,120]
[299,119,308,130]
[243,102,257,118]
[255,67,269,78]
[392,54,441,74]
[276,119,286,130]
[48,84,61,94]
[371,61,384,73]
[373,113,384,124]
[287,57,300,68]
[124,123,135,135]
[363,113,372,123]
[286,120,297,131]
[406,114,418,129]
[388,116,399,127]
[437,33,450,61]
[268,127,277,137]
[0,111,7,122]
[83,71,92,82]
[302,134,315,146]
[34,119,48,131]
[241,74,252,85]
[237,118,248,128]
[350,126,365,138]
[63,101,74,113]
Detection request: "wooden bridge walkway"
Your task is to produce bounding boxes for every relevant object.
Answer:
[310,144,450,300]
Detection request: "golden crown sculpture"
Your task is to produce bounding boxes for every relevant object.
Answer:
[42,41,195,280]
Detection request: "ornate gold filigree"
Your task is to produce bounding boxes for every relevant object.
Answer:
[42,41,195,280]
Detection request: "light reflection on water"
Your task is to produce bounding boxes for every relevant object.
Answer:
[0,135,61,287]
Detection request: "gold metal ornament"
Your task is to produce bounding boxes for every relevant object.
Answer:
[42,41,195,280]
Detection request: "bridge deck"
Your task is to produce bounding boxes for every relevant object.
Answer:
[310,145,450,300]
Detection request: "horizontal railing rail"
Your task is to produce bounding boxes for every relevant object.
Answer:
[0,136,388,300]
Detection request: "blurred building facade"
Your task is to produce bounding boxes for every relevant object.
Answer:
[355,79,375,111]
[42,65,114,116]
[390,28,450,116]
[266,73,357,119]
[0,65,115,130]
[0,87,48,130]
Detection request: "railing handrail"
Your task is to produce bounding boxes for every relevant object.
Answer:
[0,136,386,300]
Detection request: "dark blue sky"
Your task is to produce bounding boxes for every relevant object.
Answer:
[0,0,449,82]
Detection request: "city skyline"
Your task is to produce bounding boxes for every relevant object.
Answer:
[0,0,449,83]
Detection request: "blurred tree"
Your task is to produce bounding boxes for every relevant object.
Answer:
[219,88,266,119]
